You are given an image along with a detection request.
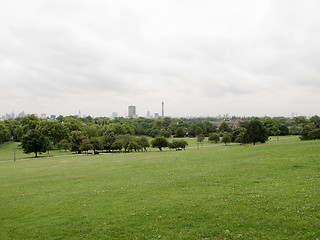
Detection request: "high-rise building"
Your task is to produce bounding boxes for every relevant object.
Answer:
[111,112,118,119]
[128,106,136,118]
[162,101,164,118]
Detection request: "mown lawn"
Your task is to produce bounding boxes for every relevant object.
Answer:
[0,137,319,239]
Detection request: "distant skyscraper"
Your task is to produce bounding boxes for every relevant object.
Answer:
[162,101,164,118]
[154,113,159,119]
[111,112,118,119]
[128,106,136,118]
[147,111,150,118]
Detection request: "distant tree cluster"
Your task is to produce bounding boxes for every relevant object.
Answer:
[300,115,320,140]
[1,114,318,157]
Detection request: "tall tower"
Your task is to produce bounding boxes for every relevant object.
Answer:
[128,106,136,118]
[162,101,164,118]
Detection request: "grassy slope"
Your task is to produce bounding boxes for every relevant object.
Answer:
[0,142,76,162]
[0,138,319,239]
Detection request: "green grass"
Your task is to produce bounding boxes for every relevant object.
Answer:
[0,142,76,162]
[0,138,319,239]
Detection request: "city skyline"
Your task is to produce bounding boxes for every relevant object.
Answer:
[1,1,320,118]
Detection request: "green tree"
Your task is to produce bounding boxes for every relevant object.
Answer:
[231,127,247,143]
[0,122,11,144]
[101,132,116,152]
[245,118,268,145]
[136,136,150,151]
[69,131,86,153]
[58,139,70,151]
[221,133,231,145]
[80,138,92,154]
[151,136,168,151]
[21,129,50,157]
[175,127,186,138]
[208,132,220,143]
[262,118,279,136]
[219,121,231,133]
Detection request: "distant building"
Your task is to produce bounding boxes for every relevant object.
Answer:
[41,114,46,119]
[111,112,118,120]
[17,111,25,118]
[51,115,56,120]
[162,101,164,118]
[147,111,150,118]
[128,106,136,118]
[154,113,159,119]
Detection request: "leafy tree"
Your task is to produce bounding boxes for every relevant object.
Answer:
[110,139,123,152]
[219,121,231,132]
[136,136,150,151]
[0,122,11,144]
[245,118,268,145]
[20,115,40,134]
[80,138,92,154]
[83,124,101,139]
[58,139,70,151]
[175,127,186,138]
[151,136,168,151]
[197,134,205,144]
[90,137,101,153]
[221,133,231,145]
[208,132,220,143]
[64,117,83,133]
[309,115,320,128]
[101,132,116,152]
[169,139,188,150]
[231,127,247,143]
[279,124,289,136]
[69,131,86,153]
[38,120,67,145]
[128,141,142,152]
[294,116,308,127]
[300,124,316,140]
[262,118,279,136]
[21,129,50,157]
[189,123,206,137]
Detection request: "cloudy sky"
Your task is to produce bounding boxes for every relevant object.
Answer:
[1,0,320,118]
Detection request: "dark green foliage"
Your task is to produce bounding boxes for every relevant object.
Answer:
[231,127,247,143]
[0,122,11,144]
[21,129,50,157]
[69,131,86,153]
[208,132,220,143]
[300,122,320,140]
[151,136,168,151]
[175,127,186,137]
[101,132,116,151]
[58,139,70,151]
[136,136,150,151]
[262,118,279,136]
[245,118,268,145]
[197,134,205,143]
[169,139,188,150]
[219,121,231,132]
[80,138,92,154]
[221,133,231,145]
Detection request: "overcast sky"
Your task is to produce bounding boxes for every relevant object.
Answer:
[1,0,320,118]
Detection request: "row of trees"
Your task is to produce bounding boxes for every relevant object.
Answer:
[1,114,319,157]
[2,114,312,146]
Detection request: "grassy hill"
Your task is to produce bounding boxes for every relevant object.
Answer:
[0,137,319,239]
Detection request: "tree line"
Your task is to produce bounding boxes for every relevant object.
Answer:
[0,114,319,157]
